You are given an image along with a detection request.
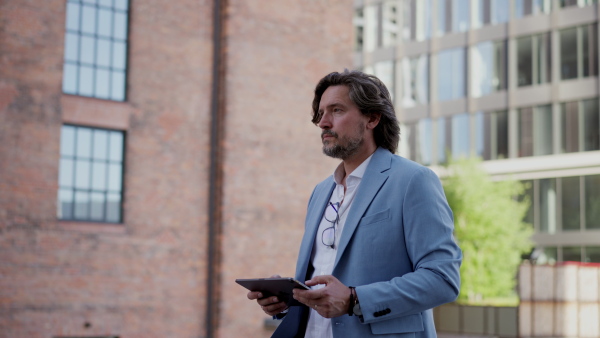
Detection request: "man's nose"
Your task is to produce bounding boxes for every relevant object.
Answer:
[318,112,332,129]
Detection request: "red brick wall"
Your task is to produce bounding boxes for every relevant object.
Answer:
[0,0,214,337]
[0,0,353,337]
[218,1,353,337]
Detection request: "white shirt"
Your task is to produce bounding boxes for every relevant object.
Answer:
[304,154,373,338]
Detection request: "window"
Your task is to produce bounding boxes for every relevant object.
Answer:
[560,24,598,80]
[373,61,395,102]
[471,40,507,97]
[402,0,432,41]
[401,55,429,107]
[475,110,508,160]
[563,246,581,262]
[561,176,581,231]
[474,0,509,28]
[436,116,451,164]
[517,33,552,87]
[58,125,124,223]
[515,0,552,18]
[535,247,557,264]
[406,118,433,165]
[353,8,364,52]
[561,98,600,153]
[560,0,597,7]
[437,0,470,36]
[585,174,600,230]
[360,1,399,52]
[437,48,466,101]
[518,104,553,157]
[63,0,130,101]
[451,113,470,159]
[585,246,600,263]
[539,178,557,234]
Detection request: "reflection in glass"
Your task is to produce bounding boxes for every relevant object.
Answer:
[476,110,508,160]
[407,119,432,165]
[585,175,600,230]
[540,178,557,234]
[561,176,580,231]
[536,247,557,265]
[471,40,506,97]
[403,0,431,41]
[382,0,399,47]
[401,55,428,107]
[374,61,395,102]
[452,0,470,32]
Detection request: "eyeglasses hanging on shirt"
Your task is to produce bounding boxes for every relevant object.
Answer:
[322,201,340,249]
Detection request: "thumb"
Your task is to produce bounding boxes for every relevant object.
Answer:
[306,275,335,286]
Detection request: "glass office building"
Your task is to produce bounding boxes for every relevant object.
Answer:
[354,0,600,263]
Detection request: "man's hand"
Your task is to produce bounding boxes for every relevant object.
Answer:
[247,274,288,316]
[292,275,351,318]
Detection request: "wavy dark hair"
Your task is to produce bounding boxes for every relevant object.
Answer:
[311,70,400,154]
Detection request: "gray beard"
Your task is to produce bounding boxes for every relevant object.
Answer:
[322,135,364,160]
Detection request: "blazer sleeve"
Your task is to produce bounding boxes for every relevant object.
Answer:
[356,167,462,324]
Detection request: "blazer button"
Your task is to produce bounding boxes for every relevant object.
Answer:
[385,308,391,314]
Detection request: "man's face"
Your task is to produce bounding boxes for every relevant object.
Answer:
[317,85,369,160]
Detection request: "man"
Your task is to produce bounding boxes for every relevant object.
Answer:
[248,70,462,337]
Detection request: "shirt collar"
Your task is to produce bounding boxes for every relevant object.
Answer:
[332,152,375,185]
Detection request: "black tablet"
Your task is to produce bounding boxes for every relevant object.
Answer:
[236,277,310,306]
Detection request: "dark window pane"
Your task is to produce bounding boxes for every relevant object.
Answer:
[561,101,579,153]
[495,110,508,159]
[521,180,534,225]
[517,36,533,86]
[585,174,600,230]
[519,107,533,157]
[561,176,580,231]
[536,33,552,84]
[585,246,600,263]
[583,98,600,151]
[563,246,582,262]
[537,247,557,265]
[560,27,578,79]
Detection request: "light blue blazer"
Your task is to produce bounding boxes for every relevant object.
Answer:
[272,148,462,338]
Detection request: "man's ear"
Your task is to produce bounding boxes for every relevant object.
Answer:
[366,112,381,130]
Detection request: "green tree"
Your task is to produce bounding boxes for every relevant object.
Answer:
[442,157,533,304]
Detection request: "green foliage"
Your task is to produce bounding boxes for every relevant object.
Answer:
[442,157,533,304]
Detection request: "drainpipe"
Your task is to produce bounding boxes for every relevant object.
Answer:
[207,0,225,336]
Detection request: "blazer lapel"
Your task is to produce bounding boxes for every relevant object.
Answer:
[295,179,335,280]
[334,148,391,269]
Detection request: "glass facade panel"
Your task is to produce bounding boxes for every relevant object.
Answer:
[516,0,552,18]
[451,113,470,159]
[403,0,431,41]
[585,175,600,230]
[437,48,465,101]
[382,0,399,47]
[583,98,600,151]
[354,8,364,52]
[518,107,534,157]
[401,55,428,107]
[560,27,578,80]
[561,101,579,153]
[563,246,582,262]
[373,61,395,102]
[561,176,581,231]
[540,178,557,234]
[452,0,470,32]
[471,40,506,97]
[63,0,130,101]
[518,33,552,87]
[533,105,553,156]
[585,246,600,263]
[537,247,557,264]
[407,119,433,166]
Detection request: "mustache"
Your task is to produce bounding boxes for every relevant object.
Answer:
[321,130,338,139]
